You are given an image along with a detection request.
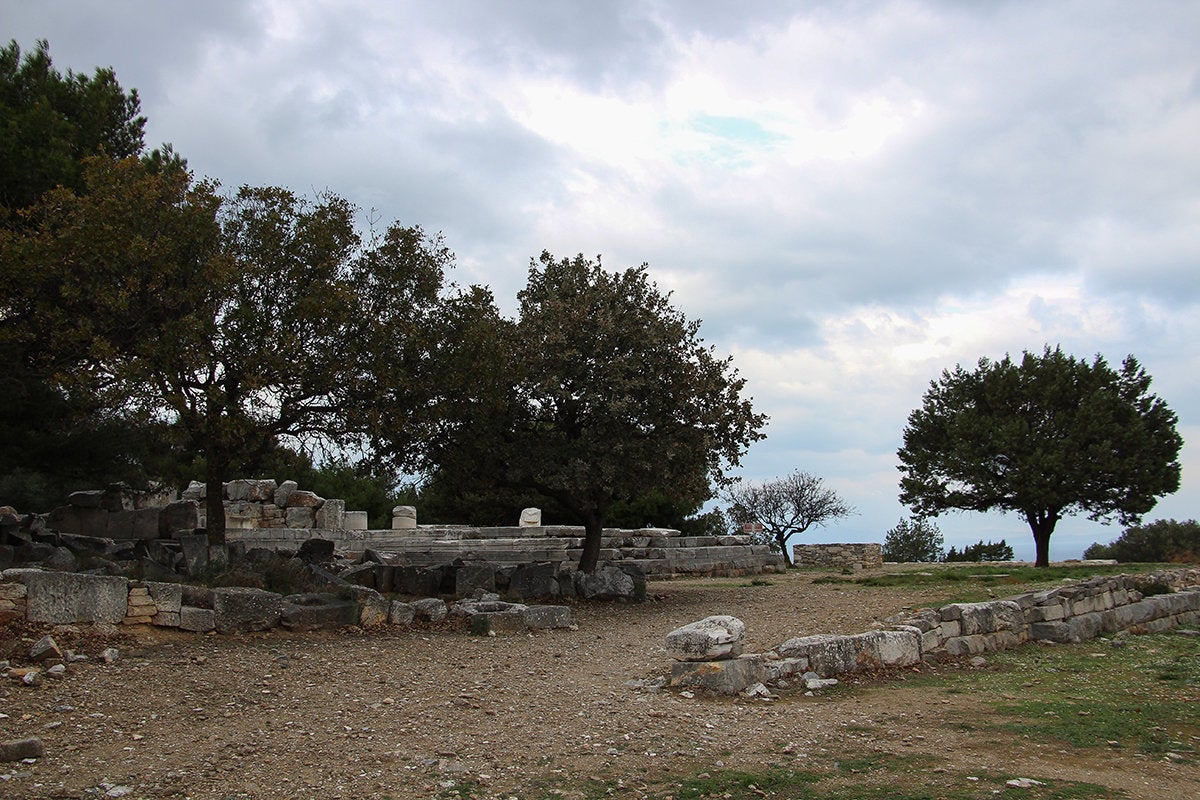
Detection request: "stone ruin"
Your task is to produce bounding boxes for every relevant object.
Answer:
[655,567,1200,696]
[791,543,883,570]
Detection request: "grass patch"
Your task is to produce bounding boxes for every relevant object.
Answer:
[911,632,1200,758]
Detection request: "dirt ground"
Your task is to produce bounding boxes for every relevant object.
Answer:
[1,568,1197,800]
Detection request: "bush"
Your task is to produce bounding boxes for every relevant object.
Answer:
[882,517,944,563]
[1090,519,1200,563]
[945,539,1015,562]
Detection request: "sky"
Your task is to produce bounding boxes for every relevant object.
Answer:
[6,1,1199,561]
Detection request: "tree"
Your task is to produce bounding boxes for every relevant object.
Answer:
[408,252,767,572]
[3,157,452,538]
[944,539,1014,562]
[1084,519,1200,564]
[882,517,944,563]
[723,470,855,567]
[1,39,147,211]
[898,346,1182,568]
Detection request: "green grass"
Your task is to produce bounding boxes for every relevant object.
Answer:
[910,632,1200,758]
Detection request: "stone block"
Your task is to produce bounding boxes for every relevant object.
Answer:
[395,567,442,597]
[1025,603,1065,623]
[509,563,562,600]
[763,657,809,682]
[939,619,961,639]
[274,480,298,508]
[455,563,496,596]
[344,511,369,531]
[315,499,346,529]
[392,505,417,530]
[212,587,283,634]
[146,581,183,614]
[285,507,315,529]
[1070,609,1104,642]
[523,605,573,629]
[411,597,447,622]
[152,611,181,627]
[280,593,358,630]
[158,500,199,537]
[286,490,324,509]
[669,655,765,694]
[178,533,209,576]
[666,616,746,662]
[46,505,109,538]
[942,600,1024,635]
[352,587,389,627]
[469,610,526,635]
[179,606,216,632]
[297,538,335,564]
[945,634,988,656]
[389,601,415,625]
[1029,621,1071,642]
[20,571,128,624]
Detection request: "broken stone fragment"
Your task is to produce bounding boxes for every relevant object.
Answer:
[29,635,62,662]
[0,736,44,762]
[666,615,746,662]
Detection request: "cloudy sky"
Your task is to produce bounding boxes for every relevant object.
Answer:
[8,1,1199,560]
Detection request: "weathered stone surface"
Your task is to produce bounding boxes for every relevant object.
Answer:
[212,587,283,634]
[763,657,810,682]
[30,635,62,662]
[179,606,216,633]
[286,490,324,509]
[941,600,1024,635]
[670,655,765,694]
[352,587,389,627]
[455,563,496,596]
[178,533,209,576]
[395,566,442,597]
[315,498,346,529]
[1024,603,1066,623]
[575,563,645,601]
[776,629,918,674]
[1029,621,1071,642]
[105,508,161,540]
[392,505,417,530]
[509,563,562,600]
[667,616,746,662]
[523,605,573,629]
[412,597,448,622]
[519,508,542,527]
[273,480,298,508]
[19,571,128,624]
[1068,612,1105,642]
[281,593,358,630]
[344,511,369,531]
[285,506,316,529]
[152,611,181,627]
[469,610,527,635]
[389,601,415,625]
[0,737,44,762]
[297,538,336,564]
[793,542,883,569]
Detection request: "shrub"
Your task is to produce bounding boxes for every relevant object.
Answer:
[882,517,944,563]
[1091,519,1200,563]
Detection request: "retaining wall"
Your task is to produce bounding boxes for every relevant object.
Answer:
[792,543,883,569]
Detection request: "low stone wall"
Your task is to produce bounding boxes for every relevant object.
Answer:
[792,543,883,569]
[0,566,579,635]
[668,567,1200,694]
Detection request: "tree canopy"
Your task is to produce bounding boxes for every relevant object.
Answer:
[724,470,854,567]
[407,252,768,572]
[898,345,1182,567]
[881,516,943,563]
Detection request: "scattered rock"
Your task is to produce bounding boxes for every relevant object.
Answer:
[0,737,44,762]
[101,648,120,663]
[969,656,987,668]
[666,616,746,662]
[29,635,62,662]
[1006,778,1046,789]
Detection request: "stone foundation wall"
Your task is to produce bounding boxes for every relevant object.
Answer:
[792,543,883,569]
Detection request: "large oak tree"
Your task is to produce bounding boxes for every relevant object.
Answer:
[411,252,768,572]
[897,346,1182,567]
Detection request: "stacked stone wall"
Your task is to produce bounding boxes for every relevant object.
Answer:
[792,543,883,569]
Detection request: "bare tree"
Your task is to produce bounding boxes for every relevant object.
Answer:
[724,471,855,567]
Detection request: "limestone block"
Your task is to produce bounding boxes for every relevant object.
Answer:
[178,533,209,576]
[469,610,527,635]
[285,506,315,529]
[225,501,262,530]
[1141,617,1174,633]
[392,506,417,530]
[179,606,216,632]
[280,593,358,630]
[344,511,369,531]
[159,500,199,537]
[519,508,542,527]
[1029,621,1071,642]
[1025,603,1065,623]
[352,587,390,627]
[212,587,283,634]
[455,563,496,596]
[508,563,562,600]
[763,657,809,682]
[939,619,961,639]
[0,582,27,600]
[575,563,645,601]
[20,571,128,624]
[68,490,106,508]
[315,499,346,530]
[152,611,180,627]
[669,655,765,694]
[395,567,442,597]
[523,605,573,629]
[286,490,324,509]
[942,600,1024,635]
[46,505,109,538]
[389,601,415,625]
[412,597,448,622]
[1068,612,1104,642]
[666,616,746,662]
[145,582,182,614]
[921,628,942,652]
[181,481,205,502]
[258,506,286,528]
[274,480,298,508]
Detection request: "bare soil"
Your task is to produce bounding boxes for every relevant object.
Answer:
[2,569,1196,799]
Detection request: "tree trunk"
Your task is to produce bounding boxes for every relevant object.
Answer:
[1025,510,1058,568]
[776,532,794,567]
[205,457,226,544]
[578,510,604,574]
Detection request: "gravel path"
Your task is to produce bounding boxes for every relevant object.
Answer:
[2,569,1196,799]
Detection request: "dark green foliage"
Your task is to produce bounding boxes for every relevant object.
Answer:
[410,252,766,572]
[944,539,1015,562]
[898,345,1182,567]
[1085,518,1200,564]
[0,39,146,211]
[882,516,944,562]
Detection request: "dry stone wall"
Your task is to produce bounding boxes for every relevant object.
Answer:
[666,567,1200,695]
[792,543,883,569]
